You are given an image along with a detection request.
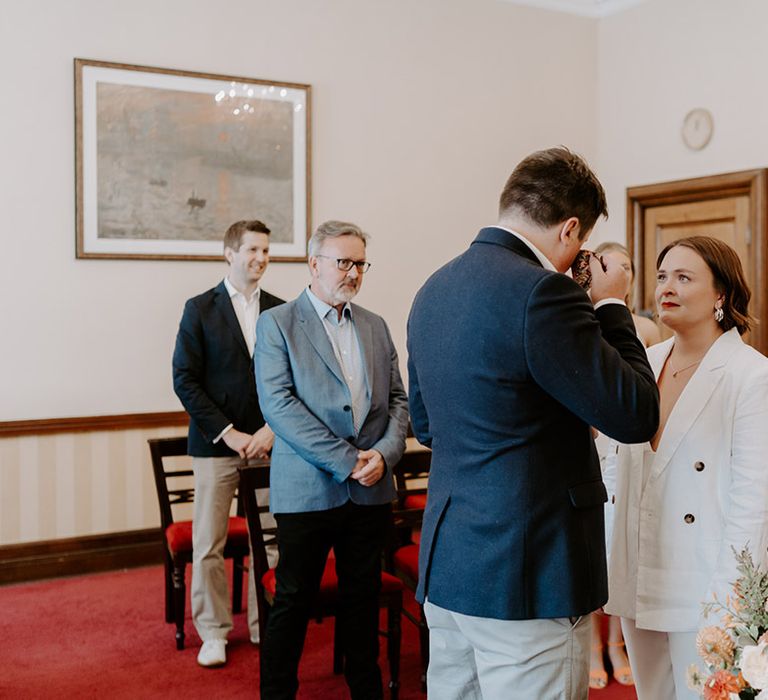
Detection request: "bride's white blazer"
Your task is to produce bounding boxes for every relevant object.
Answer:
[604,328,768,632]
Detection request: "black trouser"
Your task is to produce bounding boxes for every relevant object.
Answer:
[260,500,390,700]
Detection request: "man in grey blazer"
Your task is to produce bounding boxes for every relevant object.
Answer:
[255,220,409,700]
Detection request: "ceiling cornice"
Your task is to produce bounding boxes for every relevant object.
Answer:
[498,0,648,19]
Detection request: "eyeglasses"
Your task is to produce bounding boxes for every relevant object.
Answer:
[315,255,371,273]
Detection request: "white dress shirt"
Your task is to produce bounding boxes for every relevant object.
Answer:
[214,278,262,444]
[224,277,261,357]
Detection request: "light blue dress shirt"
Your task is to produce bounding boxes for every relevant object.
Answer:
[305,287,370,434]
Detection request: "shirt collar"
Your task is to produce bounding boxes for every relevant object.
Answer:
[493,226,557,272]
[305,287,352,324]
[224,277,261,303]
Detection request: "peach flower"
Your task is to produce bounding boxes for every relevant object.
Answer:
[697,626,736,667]
[702,669,743,700]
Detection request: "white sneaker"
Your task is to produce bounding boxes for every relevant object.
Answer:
[197,639,227,667]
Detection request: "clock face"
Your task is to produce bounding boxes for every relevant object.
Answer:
[682,108,714,150]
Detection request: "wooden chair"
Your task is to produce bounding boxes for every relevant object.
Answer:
[148,436,250,650]
[388,447,432,692]
[238,460,404,700]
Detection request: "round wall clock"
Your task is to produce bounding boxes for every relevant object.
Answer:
[681,108,714,151]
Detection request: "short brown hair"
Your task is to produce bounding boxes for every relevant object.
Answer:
[223,220,271,252]
[656,236,754,335]
[499,146,608,239]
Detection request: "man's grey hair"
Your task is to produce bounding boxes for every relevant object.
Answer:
[308,220,369,257]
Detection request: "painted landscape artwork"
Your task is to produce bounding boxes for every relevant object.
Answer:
[76,60,310,260]
[96,83,294,243]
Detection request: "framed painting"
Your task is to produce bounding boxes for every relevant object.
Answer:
[75,59,311,261]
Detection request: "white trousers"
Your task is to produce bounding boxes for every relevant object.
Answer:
[191,455,276,643]
[620,617,699,700]
[424,600,591,699]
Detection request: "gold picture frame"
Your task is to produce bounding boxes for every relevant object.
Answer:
[75,59,311,261]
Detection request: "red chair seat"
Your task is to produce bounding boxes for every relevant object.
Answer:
[165,516,249,555]
[262,556,404,597]
[392,543,419,581]
[404,494,427,509]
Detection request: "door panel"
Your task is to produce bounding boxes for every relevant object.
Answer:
[641,196,752,341]
[627,170,766,352]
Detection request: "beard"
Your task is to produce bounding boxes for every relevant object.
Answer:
[330,281,359,305]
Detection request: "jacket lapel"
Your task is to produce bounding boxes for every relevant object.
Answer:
[214,281,250,359]
[650,330,739,480]
[351,304,375,391]
[259,290,282,313]
[296,291,346,386]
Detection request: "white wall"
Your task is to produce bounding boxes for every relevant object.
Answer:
[0,0,598,421]
[593,0,768,244]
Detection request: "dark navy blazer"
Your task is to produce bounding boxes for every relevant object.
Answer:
[407,227,659,620]
[172,281,284,457]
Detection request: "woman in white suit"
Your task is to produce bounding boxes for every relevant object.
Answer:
[605,236,768,699]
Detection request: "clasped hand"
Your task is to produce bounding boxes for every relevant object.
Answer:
[222,425,274,460]
[350,449,385,487]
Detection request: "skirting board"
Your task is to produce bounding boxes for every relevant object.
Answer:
[0,529,164,585]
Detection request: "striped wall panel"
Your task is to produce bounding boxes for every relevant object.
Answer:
[0,426,187,546]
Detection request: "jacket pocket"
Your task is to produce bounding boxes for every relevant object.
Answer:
[568,480,608,509]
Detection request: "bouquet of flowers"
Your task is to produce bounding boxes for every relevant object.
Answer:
[689,547,768,699]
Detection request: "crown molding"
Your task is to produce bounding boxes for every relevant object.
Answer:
[498,0,647,18]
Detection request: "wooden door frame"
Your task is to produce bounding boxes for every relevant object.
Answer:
[626,169,768,354]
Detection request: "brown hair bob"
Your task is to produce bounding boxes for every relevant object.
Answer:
[656,235,755,335]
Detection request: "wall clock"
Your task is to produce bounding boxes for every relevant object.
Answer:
[681,108,714,151]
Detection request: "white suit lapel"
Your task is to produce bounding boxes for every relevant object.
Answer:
[650,330,738,480]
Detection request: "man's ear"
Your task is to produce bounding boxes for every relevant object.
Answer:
[558,217,581,244]
[223,246,234,265]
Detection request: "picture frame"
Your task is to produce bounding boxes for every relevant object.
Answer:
[75,59,311,261]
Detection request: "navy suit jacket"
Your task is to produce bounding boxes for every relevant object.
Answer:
[172,281,284,457]
[407,227,659,620]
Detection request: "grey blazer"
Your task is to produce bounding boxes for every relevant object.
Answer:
[255,290,408,513]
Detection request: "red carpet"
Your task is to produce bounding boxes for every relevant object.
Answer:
[0,565,636,698]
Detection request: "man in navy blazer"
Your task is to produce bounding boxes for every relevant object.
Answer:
[172,220,284,667]
[255,220,408,700]
[407,148,659,698]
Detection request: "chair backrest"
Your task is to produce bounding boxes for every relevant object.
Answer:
[237,460,275,583]
[238,459,275,637]
[148,436,193,531]
[393,449,431,509]
[388,448,431,557]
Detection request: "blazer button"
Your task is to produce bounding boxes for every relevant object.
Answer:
[684,513,695,524]
[694,461,705,472]
[343,405,351,412]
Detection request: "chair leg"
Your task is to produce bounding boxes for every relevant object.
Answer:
[232,555,244,614]
[172,563,186,650]
[163,555,174,623]
[388,594,402,700]
[333,616,344,675]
